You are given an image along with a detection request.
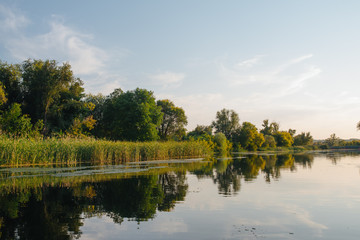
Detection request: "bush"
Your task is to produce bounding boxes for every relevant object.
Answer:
[213,133,232,153]
[261,135,277,148]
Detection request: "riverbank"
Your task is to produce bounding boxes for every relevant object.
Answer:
[232,145,318,154]
[0,137,212,166]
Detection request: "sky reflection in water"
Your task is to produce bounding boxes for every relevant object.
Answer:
[1,151,360,239]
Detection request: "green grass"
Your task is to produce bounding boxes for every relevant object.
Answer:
[0,136,213,166]
[257,145,318,152]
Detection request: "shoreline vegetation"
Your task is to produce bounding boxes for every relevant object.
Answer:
[0,137,212,167]
[1,59,360,167]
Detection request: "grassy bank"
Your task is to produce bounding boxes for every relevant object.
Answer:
[256,145,318,153]
[0,137,212,166]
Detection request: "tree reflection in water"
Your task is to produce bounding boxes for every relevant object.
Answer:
[0,153,316,239]
[0,172,188,240]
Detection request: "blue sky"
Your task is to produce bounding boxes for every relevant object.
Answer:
[1,0,360,139]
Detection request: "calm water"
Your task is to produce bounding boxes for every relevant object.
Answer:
[1,151,360,239]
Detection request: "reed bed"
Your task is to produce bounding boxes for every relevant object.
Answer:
[0,137,212,166]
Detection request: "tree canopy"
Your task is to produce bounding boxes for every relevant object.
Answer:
[157,99,187,140]
[237,122,265,151]
[101,88,163,141]
[212,108,240,140]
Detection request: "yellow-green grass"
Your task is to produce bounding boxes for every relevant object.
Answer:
[0,137,213,166]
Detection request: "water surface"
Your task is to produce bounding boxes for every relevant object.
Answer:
[1,151,360,239]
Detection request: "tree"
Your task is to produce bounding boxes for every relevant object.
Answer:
[21,59,85,135]
[237,122,265,151]
[187,125,212,137]
[271,122,280,133]
[288,129,296,137]
[261,135,277,148]
[293,132,313,146]
[274,131,293,147]
[0,61,22,108]
[212,109,240,140]
[325,133,340,147]
[260,119,279,135]
[0,103,43,137]
[157,99,187,140]
[260,119,272,135]
[213,132,232,154]
[84,93,107,137]
[101,88,163,141]
[186,125,214,148]
[0,83,7,106]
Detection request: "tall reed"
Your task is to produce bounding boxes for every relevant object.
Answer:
[0,136,212,166]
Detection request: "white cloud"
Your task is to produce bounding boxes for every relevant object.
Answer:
[283,66,322,95]
[8,20,108,76]
[290,54,313,64]
[149,71,185,89]
[219,54,321,98]
[237,55,265,68]
[0,4,29,33]
[0,5,127,94]
[150,219,188,234]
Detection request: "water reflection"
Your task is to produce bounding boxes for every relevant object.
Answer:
[0,172,189,240]
[0,152,353,239]
[190,153,314,196]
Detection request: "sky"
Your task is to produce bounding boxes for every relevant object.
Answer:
[1,0,360,139]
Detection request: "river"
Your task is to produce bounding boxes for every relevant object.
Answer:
[0,151,360,239]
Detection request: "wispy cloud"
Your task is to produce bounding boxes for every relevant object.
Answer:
[272,54,314,75]
[237,55,265,68]
[149,71,185,89]
[0,4,29,33]
[0,5,127,94]
[284,66,322,94]
[8,19,108,75]
[219,54,321,98]
[290,54,313,64]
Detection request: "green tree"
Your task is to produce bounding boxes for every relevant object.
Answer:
[260,119,272,135]
[260,119,280,135]
[357,121,360,131]
[237,122,265,151]
[0,83,7,106]
[186,125,214,148]
[293,132,313,146]
[325,133,341,147]
[157,99,187,140]
[212,108,240,140]
[101,88,163,141]
[84,93,107,137]
[187,125,212,138]
[213,132,232,154]
[288,129,296,137]
[274,131,294,147]
[21,59,85,135]
[0,61,22,108]
[261,135,277,148]
[0,103,43,137]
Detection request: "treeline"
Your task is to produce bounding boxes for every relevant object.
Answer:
[187,109,314,152]
[315,133,360,149]
[0,59,316,152]
[0,59,187,141]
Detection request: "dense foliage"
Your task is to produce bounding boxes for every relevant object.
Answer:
[3,58,353,156]
[100,88,163,141]
[0,137,212,166]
